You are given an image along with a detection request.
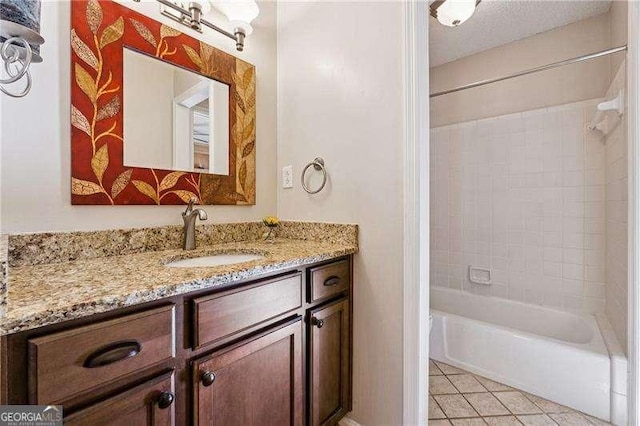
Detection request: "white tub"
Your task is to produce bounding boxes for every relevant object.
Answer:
[430,287,624,422]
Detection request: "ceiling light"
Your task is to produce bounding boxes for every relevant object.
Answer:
[430,0,480,28]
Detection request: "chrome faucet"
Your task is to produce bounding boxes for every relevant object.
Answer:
[182,198,208,250]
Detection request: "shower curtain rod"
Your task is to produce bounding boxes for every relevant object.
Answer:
[429,45,627,98]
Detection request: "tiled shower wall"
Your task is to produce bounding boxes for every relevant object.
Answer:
[430,99,607,314]
[604,61,628,352]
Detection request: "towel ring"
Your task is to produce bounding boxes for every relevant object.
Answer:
[301,157,327,194]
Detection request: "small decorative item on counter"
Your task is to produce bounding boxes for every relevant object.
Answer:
[262,216,279,242]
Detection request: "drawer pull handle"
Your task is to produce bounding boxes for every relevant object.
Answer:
[323,275,341,287]
[157,391,175,409]
[201,371,216,387]
[83,340,142,368]
[311,317,324,328]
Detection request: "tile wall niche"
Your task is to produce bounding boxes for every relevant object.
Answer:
[430,99,607,314]
[604,60,628,353]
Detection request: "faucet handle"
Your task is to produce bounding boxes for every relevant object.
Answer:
[183,197,198,216]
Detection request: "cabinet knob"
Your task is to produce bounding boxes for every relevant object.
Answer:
[157,391,175,409]
[311,317,324,328]
[201,371,216,387]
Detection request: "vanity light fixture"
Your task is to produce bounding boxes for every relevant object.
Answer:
[0,0,44,98]
[209,0,259,51]
[430,0,481,27]
[139,0,259,51]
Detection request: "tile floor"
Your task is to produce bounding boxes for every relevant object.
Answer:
[429,359,611,425]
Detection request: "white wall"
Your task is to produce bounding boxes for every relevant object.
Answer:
[610,0,628,77]
[0,0,277,234]
[430,12,616,127]
[277,2,405,425]
[431,99,608,314]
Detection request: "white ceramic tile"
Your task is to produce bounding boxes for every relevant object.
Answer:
[517,414,557,425]
[464,393,510,416]
[543,247,562,262]
[543,262,562,278]
[450,418,487,426]
[430,100,610,315]
[434,395,480,419]
[563,248,584,265]
[543,232,562,248]
[493,392,542,415]
[484,416,521,426]
[562,263,584,280]
[548,412,594,425]
[448,374,487,393]
[562,170,584,187]
[430,396,448,419]
[431,376,459,395]
[562,279,584,297]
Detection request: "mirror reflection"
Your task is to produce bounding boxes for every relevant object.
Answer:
[123,47,230,175]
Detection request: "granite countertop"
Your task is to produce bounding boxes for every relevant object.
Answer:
[2,238,357,336]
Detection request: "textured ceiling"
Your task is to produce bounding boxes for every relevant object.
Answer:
[429,0,612,67]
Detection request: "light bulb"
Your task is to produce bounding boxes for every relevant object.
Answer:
[436,0,477,27]
[210,0,259,35]
[189,1,211,15]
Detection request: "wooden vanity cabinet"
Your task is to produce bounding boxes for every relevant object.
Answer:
[1,256,353,426]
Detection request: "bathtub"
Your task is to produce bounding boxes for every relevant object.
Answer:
[430,287,624,422]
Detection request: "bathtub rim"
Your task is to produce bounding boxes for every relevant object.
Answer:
[431,308,609,361]
[430,286,609,354]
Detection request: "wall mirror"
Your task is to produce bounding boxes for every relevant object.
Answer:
[123,47,229,175]
[70,0,255,205]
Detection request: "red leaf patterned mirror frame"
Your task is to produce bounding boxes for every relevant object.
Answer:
[70,0,256,205]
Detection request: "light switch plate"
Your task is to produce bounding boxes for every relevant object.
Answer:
[282,165,293,188]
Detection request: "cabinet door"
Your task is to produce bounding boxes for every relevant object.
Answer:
[64,371,175,426]
[193,319,303,426]
[309,298,350,426]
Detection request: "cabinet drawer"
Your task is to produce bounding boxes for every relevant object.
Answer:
[309,260,350,303]
[28,305,175,404]
[65,371,175,426]
[193,273,302,348]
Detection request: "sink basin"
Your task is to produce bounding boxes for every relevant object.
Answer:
[165,254,265,268]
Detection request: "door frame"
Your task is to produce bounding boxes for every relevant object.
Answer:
[402,1,430,424]
[399,3,640,425]
[628,2,640,424]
